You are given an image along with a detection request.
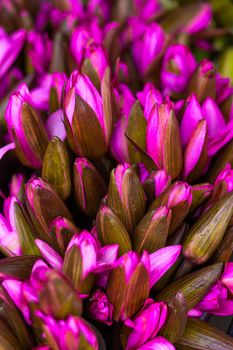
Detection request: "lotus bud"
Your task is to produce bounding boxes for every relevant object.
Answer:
[97,206,132,256]
[49,72,67,113]
[107,163,146,233]
[157,263,223,310]
[146,103,183,179]
[143,170,171,204]
[73,158,107,217]
[42,137,71,199]
[159,292,187,343]
[133,206,171,253]
[137,82,163,120]
[186,59,216,103]
[87,289,113,325]
[183,192,233,265]
[175,318,233,350]
[38,270,83,320]
[5,84,49,168]
[63,71,109,158]
[150,181,192,235]
[161,44,196,94]
[190,183,213,212]
[62,231,98,293]
[121,299,168,349]
[107,251,150,321]
[25,177,72,242]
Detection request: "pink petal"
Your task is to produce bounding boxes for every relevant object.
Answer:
[0,142,15,159]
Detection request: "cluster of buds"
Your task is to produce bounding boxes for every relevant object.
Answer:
[0,0,233,349]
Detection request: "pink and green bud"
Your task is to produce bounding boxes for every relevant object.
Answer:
[87,289,113,325]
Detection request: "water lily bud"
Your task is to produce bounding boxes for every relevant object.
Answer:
[5,84,49,168]
[175,318,233,350]
[73,158,107,217]
[25,177,72,242]
[143,170,171,204]
[42,137,71,199]
[133,206,171,253]
[107,251,150,321]
[13,202,40,256]
[97,206,132,256]
[161,44,196,94]
[49,217,80,257]
[38,270,82,320]
[157,263,223,310]
[190,183,213,212]
[183,192,233,265]
[63,231,98,294]
[107,163,146,233]
[159,292,187,344]
[87,289,113,325]
[186,59,216,103]
[63,71,108,158]
[150,181,192,235]
[146,103,183,180]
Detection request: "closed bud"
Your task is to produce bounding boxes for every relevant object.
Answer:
[73,158,107,217]
[190,183,213,212]
[13,202,40,256]
[159,292,187,344]
[186,59,216,103]
[97,206,132,256]
[157,263,223,310]
[133,206,171,254]
[25,177,72,242]
[63,72,108,158]
[211,226,233,263]
[107,163,146,233]
[42,137,71,199]
[107,251,150,321]
[183,192,233,265]
[49,217,80,257]
[150,181,192,235]
[39,270,83,320]
[175,318,233,350]
[146,103,183,180]
[143,170,171,204]
[5,84,49,168]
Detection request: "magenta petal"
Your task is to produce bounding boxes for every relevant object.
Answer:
[0,142,15,160]
[212,300,233,316]
[96,245,119,271]
[45,110,66,141]
[35,239,63,270]
[2,279,23,309]
[149,245,182,288]
[202,97,226,138]
[221,262,233,294]
[184,3,212,34]
[188,308,203,317]
[180,94,203,147]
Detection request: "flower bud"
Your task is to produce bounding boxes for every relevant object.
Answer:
[62,231,98,293]
[73,158,107,217]
[157,263,223,310]
[5,84,49,168]
[183,192,233,265]
[176,318,233,350]
[159,292,187,343]
[190,183,213,213]
[150,181,192,235]
[49,217,80,257]
[107,163,146,233]
[25,177,72,242]
[146,103,183,179]
[107,251,150,321]
[137,82,162,120]
[87,289,113,325]
[97,206,132,256]
[143,170,171,204]
[42,137,71,199]
[161,44,196,94]
[212,226,233,263]
[63,72,108,158]
[186,59,216,103]
[133,206,171,253]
